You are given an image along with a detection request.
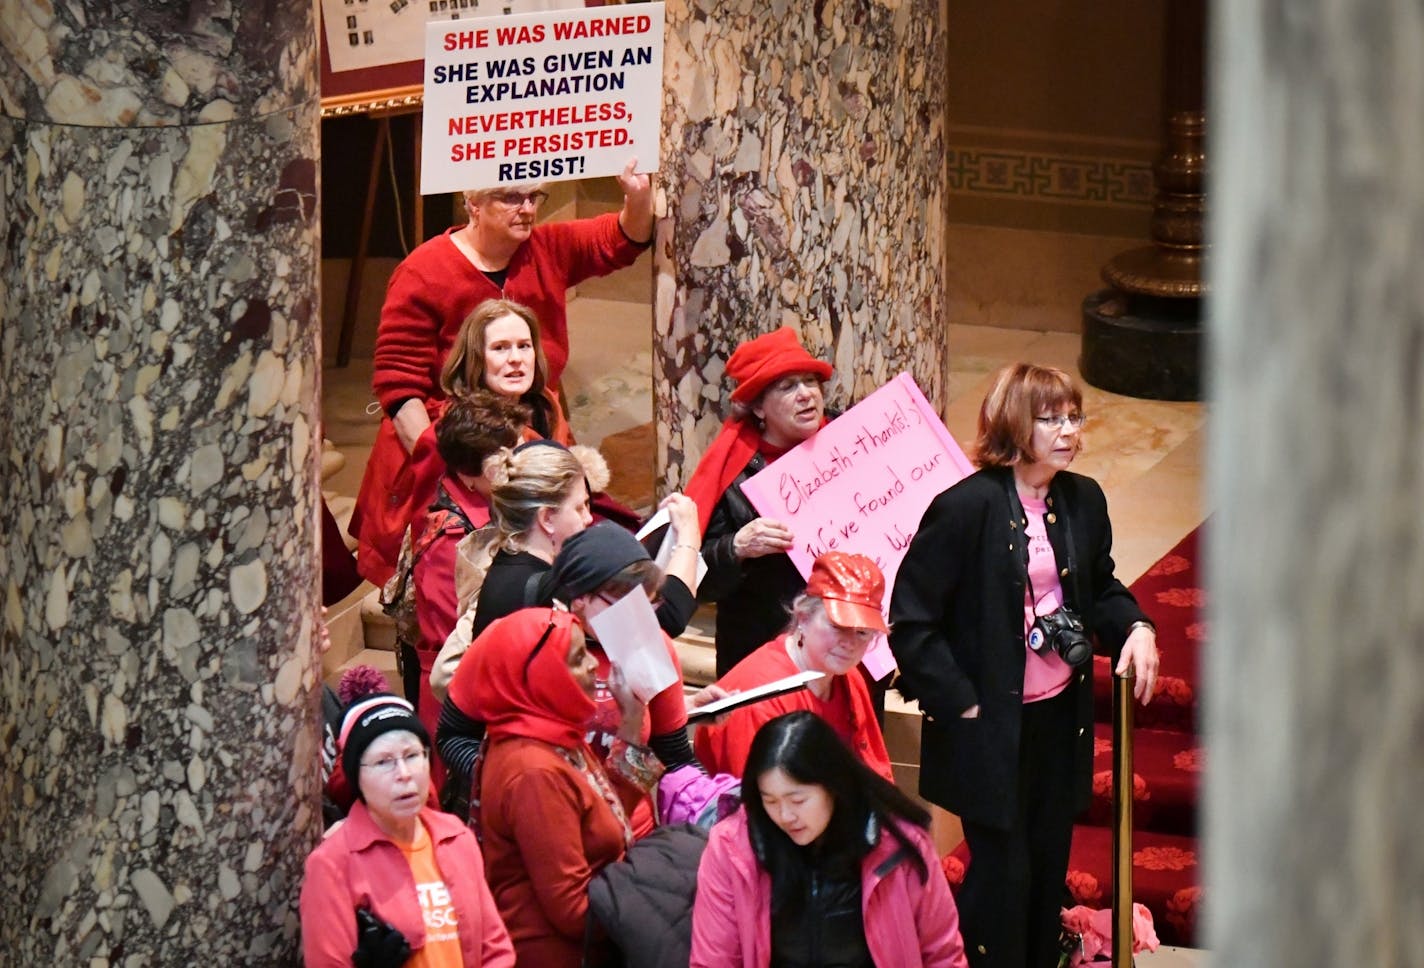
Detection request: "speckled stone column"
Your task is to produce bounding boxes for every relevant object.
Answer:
[1208,1,1424,963]
[0,4,322,963]
[655,0,948,486]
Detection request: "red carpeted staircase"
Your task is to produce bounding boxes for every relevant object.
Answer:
[1067,526,1205,946]
[942,526,1206,947]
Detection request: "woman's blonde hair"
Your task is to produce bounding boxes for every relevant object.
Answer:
[440,298,550,399]
[486,442,607,552]
[973,363,1084,468]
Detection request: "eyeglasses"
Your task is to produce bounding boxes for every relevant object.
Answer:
[1034,413,1086,430]
[360,749,428,775]
[488,189,549,208]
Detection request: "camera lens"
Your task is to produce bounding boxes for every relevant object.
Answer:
[1056,635,1092,667]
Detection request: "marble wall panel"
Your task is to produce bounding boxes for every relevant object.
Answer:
[0,1,318,125]
[654,0,949,487]
[0,2,321,963]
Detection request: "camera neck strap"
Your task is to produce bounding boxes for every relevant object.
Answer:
[1004,472,1081,616]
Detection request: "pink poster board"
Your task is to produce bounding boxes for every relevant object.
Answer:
[738,373,974,677]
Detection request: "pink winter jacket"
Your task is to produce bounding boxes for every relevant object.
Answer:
[689,809,969,968]
[300,802,515,967]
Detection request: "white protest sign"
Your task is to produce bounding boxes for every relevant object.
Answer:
[635,505,707,592]
[738,373,975,678]
[421,3,664,193]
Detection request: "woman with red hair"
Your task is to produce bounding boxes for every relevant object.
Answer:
[890,362,1159,968]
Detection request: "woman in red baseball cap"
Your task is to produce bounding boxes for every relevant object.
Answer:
[684,327,835,676]
[693,551,894,781]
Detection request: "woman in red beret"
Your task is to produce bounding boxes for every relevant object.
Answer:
[684,327,834,676]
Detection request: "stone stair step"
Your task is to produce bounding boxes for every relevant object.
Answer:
[1084,723,1200,837]
[321,440,347,482]
[323,494,358,551]
[1066,824,1200,948]
[672,629,717,688]
[359,586,397,653]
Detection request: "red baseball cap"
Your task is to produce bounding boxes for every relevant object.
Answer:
[805,552,888,633]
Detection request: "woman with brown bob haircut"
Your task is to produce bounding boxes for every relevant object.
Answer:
[888,362,1159,968]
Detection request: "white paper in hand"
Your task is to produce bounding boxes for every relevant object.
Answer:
[586,590,680,704]
[635,506,707,592]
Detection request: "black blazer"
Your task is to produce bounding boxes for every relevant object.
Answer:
[888,466,1148,828]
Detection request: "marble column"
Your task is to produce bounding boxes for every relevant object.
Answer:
[1208,1,1424,964]
[0,4,322,963]
[655,0,948,486]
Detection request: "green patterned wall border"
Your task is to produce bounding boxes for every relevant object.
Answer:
[948,146,1154,209]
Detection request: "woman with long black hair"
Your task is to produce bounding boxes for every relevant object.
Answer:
[690,711,967,968]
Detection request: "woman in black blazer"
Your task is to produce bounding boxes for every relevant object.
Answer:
[889,363,1159,968]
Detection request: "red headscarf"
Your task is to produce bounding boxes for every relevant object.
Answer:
[448,607,595,748]
[683,328,833,533]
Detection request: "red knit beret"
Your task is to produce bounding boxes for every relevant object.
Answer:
[726,327,833,404]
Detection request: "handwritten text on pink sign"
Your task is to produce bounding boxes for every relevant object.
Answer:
[739,373,973,588]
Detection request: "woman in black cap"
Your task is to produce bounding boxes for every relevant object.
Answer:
[440,524,698,833]
[300,694,514,966]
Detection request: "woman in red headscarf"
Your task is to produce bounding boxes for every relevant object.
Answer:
[449,608,662,968]
[684,327,834,676]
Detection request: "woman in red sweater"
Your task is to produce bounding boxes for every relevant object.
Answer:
[457,608,661,968]
[352,161,652,584]
[356,296,576,586]
[694,552,894,782]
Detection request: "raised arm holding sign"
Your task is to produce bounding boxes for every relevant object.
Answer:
[351,3,664,587]
[422,3,665,191]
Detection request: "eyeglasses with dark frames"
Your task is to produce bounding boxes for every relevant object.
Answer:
[360,749,428,775]
[489,189,550,208]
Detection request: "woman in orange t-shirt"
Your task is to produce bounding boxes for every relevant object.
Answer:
[300,694,514,967]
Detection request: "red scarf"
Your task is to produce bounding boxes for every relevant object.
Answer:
[448,608,594,748]
[683,417,812,534]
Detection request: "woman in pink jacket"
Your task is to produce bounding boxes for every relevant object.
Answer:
[690,711,968,968]
[300,694,514,967]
